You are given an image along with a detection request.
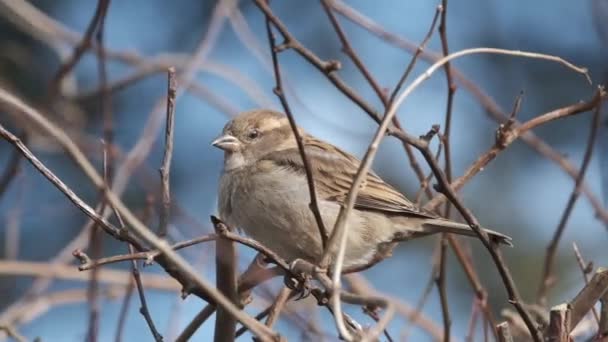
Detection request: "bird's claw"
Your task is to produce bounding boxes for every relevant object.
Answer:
[284,259,313,300]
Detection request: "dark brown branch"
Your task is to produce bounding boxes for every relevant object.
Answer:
[263,6,328,248]
[537,99,603,304]
[158,67,177,237]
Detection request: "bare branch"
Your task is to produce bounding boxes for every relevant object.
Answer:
[0,121,277,340]
[547,304,571,342]
[158,67,177,237]
[264,287,292,328]
[0,133,25,200]
[129,244,164,342]
[0,260,179,291]
[213,216,239,342]
[537,97,603,304]
[569,268,608,329]
[49,0,111,94]
[263,12,329,249]
[496,322,514,342]
[332,0,608,227]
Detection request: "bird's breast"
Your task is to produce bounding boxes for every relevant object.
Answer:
[218,167,315,238]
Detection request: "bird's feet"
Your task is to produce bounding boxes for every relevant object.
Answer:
[283,259,314,300]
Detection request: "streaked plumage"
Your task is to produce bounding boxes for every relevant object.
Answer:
[213,110,511,269]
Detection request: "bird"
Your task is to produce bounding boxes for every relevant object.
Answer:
[212,109,512,271]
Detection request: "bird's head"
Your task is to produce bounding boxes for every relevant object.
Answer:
[212,109,298,170]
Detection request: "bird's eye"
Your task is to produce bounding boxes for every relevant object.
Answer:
[247,129,260,140]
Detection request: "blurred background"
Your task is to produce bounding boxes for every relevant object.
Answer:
[0,0,607,341]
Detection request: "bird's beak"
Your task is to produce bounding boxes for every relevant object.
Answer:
[211,134,241,152]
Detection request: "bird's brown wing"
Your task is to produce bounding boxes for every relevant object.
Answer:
[259,136,434,218]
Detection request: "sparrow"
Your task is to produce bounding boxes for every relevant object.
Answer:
[212,109,512,270]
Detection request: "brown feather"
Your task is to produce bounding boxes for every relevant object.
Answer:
[259,135,434,218]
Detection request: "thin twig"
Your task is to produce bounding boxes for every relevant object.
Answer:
[118,197,164,342]
[87,4,113,338]
[129,244,164,341]
[77,234,218,270]
[49,0,111,94]
[321,0,441,214]
[114,277,135,342]
[0,132,25,200]
[86,154,107,342]
[435,235,451,342]
[424,89,605,212]
[88,11,114,328]
[465,299,480,342]
[399,267,436,340]
[320,0,388,107]
[263,10,329,248]
[572,242,600,323]
[175,305,217,342]
[537,98,603,304]
[436,6,456,339]
[264,286,292,328]
[389,4,442,106]
[347,274,446,341]
[158,67,177,237]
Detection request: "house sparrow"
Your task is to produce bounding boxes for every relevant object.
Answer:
[213,110,511,270]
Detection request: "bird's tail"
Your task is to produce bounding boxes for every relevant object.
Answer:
[393,217,513,246]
